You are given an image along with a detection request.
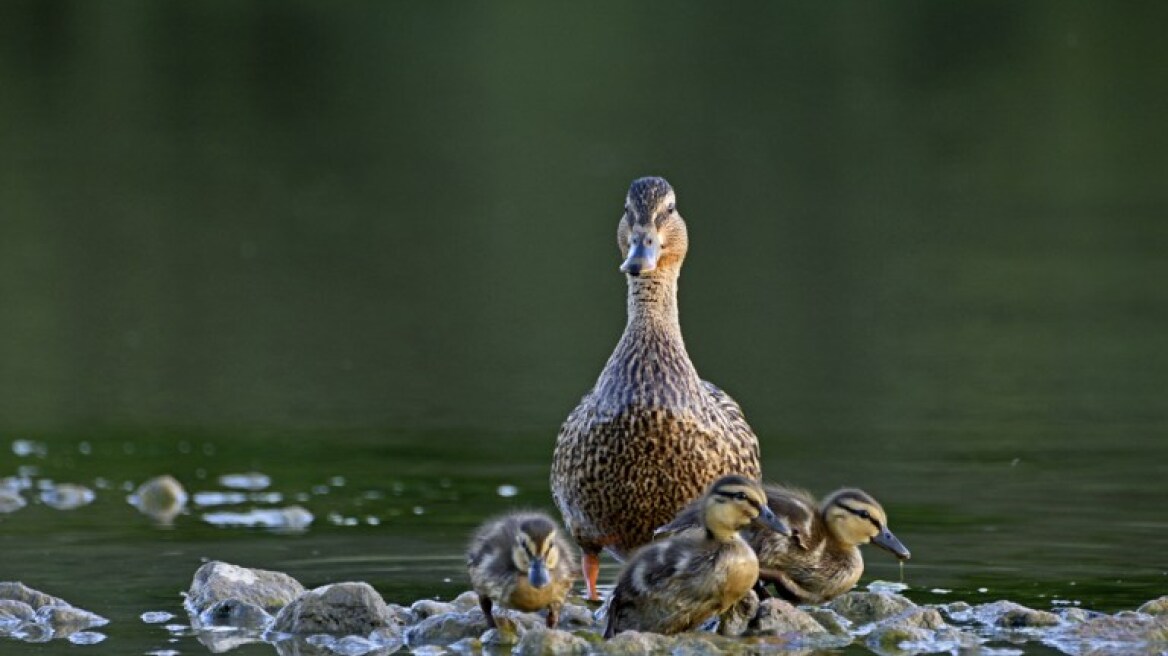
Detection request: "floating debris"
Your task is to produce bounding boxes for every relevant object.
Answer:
[218,472,271,491]
[39,484,95,510]
[140,611,176,624]
[496,484,519,498]
[202,506,313,530]
[0,490,26,514]
[66,631,106,645]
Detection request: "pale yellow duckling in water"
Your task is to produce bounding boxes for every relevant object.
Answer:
[466,512,577,629]
[603,475,788,637]
[659,485,910,604]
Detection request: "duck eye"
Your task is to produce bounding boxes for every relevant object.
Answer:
[667,203,676,213]
[859,510,871,520]
[734,492,747,501]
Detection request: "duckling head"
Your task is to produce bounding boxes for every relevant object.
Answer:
[703,475,790,540]
[823,489,911,560]
[617,176,690,277]
[511,516,563,588]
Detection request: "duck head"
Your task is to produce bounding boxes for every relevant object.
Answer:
[511,517,563,588]
[703,475,790,540]
[617,176,690,277]
[823,489,911,560]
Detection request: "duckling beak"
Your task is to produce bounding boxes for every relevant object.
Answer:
[620,235,660,276]
[756,505,791,536]
[872,527,911,560]
[528,558,551,588]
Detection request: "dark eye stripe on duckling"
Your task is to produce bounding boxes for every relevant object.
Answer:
[836,502,882,530]
[714,488,762,511]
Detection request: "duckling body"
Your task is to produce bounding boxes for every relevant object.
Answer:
[552,177,763,600]
[658,485,910,604]
[603,475,787,637]
[466,512,577,628]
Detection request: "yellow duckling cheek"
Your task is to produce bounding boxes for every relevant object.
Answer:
[545,547,559,569]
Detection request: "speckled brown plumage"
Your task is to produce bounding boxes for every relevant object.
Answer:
[602,475,784,637]
[466,512,578,628]
[658,485,910,604]
[551,177,763,598]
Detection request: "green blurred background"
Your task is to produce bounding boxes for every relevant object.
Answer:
[0,1,1166,653]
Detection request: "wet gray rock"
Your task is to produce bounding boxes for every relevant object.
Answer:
[0,582,69,609]
[746,598,827,637]
[384,603,415,627]
[200,598,274,629]
[271,582,397,636]
[865,607,979,653]
[1044,613,1168,655]
[974,600,1061,628]
[34,605,110,636]
[481,623,523,646]
[187,561,306,615]
[404,610,488,646]
[0,489,26,513]
[0,599,35,625]
[806,607,851,635]
[1138,596,1168,616]
[451,590,480,612]
[557,602,597,630]
[667,633,739,655]
[512,627,591,655]
[828,591,917,624]
[409,598,458,619]
[601,630,676,654]
[715,589,759,637]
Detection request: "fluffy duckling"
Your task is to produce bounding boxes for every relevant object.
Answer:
[552,176,763,601]
[603,475,788,637]
[467,512,578,628]
[658,485,910,604]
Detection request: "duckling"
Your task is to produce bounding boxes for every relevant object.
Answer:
[603,475,788,637]
[657,485,911,604]
[466,512,578,628]
[552,176,763,600]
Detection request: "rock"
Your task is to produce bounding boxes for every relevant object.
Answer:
[0,582,70,609]
[556,603,597,630]
[806,607,851,635]
[717,589,759,637]
[481,625,523,646]
[39,483,95,510]
[1044,613,1168,654]
[666,633,738,655]
[0,599,35,625]
[0,490,26,513]
[404,611,487,646]
[747,598,827,636]
[512,627,590,655]
[1139,596,1168,616]
[384,603,415,627]
[973,600,1061,628]
[199,599,274,629]
[186,561,306,615]
[271,582,397,636]
[866,608,979,653]
[410,598,458,619]
[450,590,480,611]
[938,600,974,622]
[35,605,110,635]
[828,591,917,624]
[129,475,188,524]
[601,630,676,654]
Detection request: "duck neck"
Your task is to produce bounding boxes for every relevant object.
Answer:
[625,268,681,329]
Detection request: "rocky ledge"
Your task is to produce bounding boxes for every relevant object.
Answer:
[173,561,1168,656]
[0,581,109,644]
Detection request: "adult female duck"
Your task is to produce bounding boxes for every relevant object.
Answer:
[551,176,763,600]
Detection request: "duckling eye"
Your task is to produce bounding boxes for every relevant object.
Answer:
[859,510,871,520]
[733,492,748,501]
[666,203,676,214]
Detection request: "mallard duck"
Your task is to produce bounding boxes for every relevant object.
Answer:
[466,512,578,628]
[603,475,788,637]
[657,485,911,604]
[552,176,763,600]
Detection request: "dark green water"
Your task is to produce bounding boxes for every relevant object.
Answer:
[2,2,1166,654]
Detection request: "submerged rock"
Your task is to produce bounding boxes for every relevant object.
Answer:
[0,599,35,625]
[186,560,306,616]
[973,600,1061,628]
[829,591,917,624]
[200,598,274,629]
[601,630,675,654]
[34,605,110,636]
[0,582,107,642]
[403,610,487,647]
[128,474,188,524]
[0,489,26,513]
[39,483,95,510]
[512,627,591,655]
[865,607,980,653]
[1044,612,1168,655]
[0,582,70,609]
[271,582,398,637]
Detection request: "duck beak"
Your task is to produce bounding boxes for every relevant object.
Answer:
[872,527,911,560]
[756,504,790,536]
[528,558,550,588]
[620,233,660,276]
